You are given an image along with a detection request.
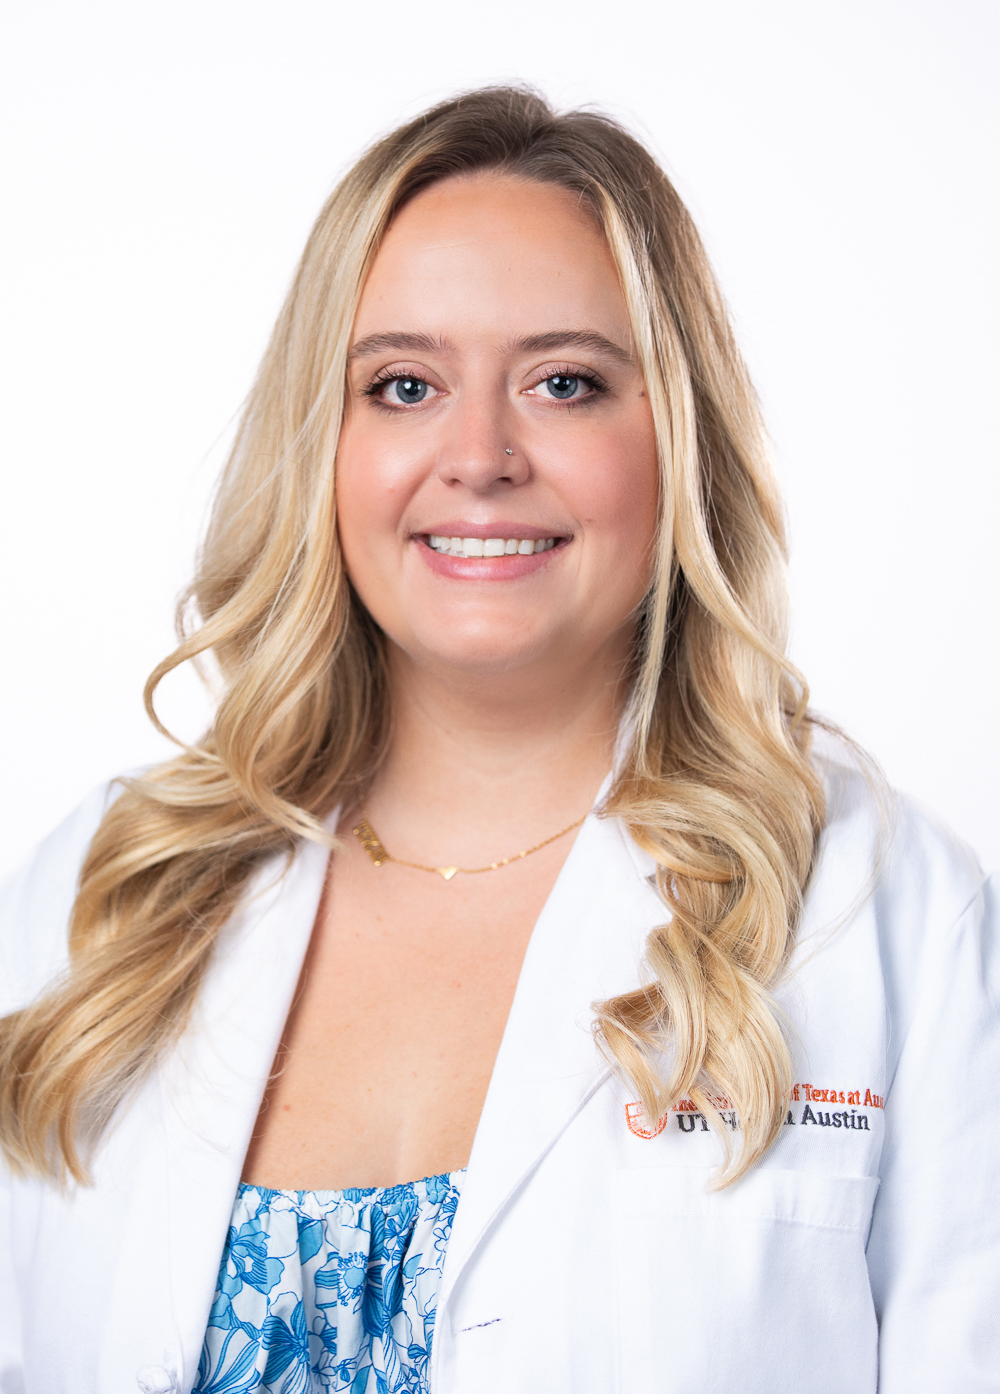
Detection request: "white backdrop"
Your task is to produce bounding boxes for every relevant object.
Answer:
[1,0,997,878]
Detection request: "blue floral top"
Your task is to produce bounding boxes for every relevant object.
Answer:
[194,1170,465,1393]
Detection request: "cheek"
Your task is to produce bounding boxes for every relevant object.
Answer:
[333,450,368,583]
[334,427,413,572]
[570,417,660,563]
[334,455,401,635]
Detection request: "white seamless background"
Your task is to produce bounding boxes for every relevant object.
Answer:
[1,0,997,878]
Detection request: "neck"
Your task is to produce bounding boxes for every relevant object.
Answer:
[362,642,629,863]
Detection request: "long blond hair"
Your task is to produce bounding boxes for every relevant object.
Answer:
[0,86,823,1186]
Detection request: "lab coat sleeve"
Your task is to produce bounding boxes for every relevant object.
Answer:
[866,871,1000,1391]
[0,782,120,1381]
[0,1175,23,1394]
[0,780,122,1015]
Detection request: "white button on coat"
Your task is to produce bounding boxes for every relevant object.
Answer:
[135,1368,176,1394]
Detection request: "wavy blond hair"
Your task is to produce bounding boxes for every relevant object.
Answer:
[0,86,823,1186]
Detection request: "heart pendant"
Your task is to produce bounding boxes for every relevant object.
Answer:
[437,866,459,881]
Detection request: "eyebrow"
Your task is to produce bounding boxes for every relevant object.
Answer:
[509,330,634,366]
[347,328,634,367]
[348,332,453,362]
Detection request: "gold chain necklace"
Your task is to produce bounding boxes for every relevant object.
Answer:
[352,810,587,881]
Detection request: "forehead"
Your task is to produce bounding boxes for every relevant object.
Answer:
[352,173,632,347]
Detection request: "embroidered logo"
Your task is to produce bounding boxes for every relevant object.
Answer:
[626,1094,737,1138]
[626,1083,885,1138]
[791,1083,884,1108]
[785,1083,884,1131]
[625,1101,668,1139]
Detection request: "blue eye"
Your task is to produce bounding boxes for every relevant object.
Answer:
[531,373,600,401]
[385,376,430,404]
[525,369,608,405]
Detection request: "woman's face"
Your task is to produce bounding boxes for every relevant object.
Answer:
[336,173,659,682]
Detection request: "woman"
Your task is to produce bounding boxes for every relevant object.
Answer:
[0,87,995,1394]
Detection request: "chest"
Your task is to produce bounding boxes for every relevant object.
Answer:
[241,828,576,1190]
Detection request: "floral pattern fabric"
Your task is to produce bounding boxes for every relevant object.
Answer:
[194,1169,465,1393]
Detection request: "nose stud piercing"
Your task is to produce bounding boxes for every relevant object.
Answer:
[504,448,514,455]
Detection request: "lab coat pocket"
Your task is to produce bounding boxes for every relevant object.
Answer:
[614,1165,879,1394]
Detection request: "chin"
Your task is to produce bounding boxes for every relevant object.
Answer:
[403,619,563,674]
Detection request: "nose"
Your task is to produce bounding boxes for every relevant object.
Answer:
[434,399,529,491]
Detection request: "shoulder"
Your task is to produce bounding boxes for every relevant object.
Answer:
[0,780,124,1014]
[814,737,987,922]
[806,736,992,997]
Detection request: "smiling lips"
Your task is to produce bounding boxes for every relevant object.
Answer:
[427,534,558,558]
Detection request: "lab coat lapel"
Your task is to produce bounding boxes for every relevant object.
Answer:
[437,810,662,1310]
[97,823,333,1390]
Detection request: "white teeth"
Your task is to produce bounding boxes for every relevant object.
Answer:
[426,534,560,557]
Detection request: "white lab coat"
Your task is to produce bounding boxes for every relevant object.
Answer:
[0,755,997,1393]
